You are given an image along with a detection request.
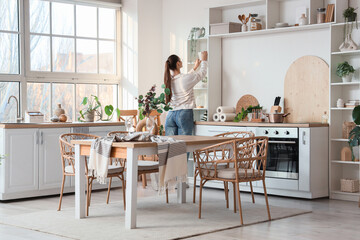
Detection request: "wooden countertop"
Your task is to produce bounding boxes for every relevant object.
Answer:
[195,121,329,128]
[0,121,125,129]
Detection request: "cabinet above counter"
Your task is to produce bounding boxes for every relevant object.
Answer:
[0,121,125,129]
[195,121,328,128]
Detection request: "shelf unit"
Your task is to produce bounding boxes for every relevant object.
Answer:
[329,21,360,201]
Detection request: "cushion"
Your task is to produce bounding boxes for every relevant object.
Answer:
[138,160,159,171]
[195,162,228,170]
[217,168,262,180]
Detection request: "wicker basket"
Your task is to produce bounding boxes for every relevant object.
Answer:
[342,122,356,139]
[340,179,359,193]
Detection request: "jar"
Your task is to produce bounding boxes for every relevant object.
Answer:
[317,8,326,24]
[251,19,262,31]
[299,14,308,26]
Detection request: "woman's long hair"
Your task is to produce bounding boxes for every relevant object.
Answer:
[164,55,180,104]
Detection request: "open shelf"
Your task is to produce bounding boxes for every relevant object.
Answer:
[331,20,360,27]
[331,50,360,56]
[331,107,355,110]
[332,190,360,196]
[331,82,360,86]
[332,160,360,165]
[331,138,349,142]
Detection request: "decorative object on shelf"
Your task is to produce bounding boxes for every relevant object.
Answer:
[50,116,60,122]
[234,104,262,122]
[343,7,358,23]
[325,4,335,23]
[341,146,352,161]
[238,14,250,32]
[25,111,44,123]
[78,95,120,122]
[137,84,172,121]
[343,121,356,139]
[298,14,308,26]
[340,179,359,193]
[321,111,328,124]
[235,94,259,114]
[250,13,262,31]
[251,109,265,122]
[54,104,65,117]
[188,27,205,61]
[336,61,355,82]
[59,114,67,122]
[317,8,326,24]
[345,100,360,108]
[339,7,358,52]
[200,110,207,121]
[337,98,345,108]
[210,22,241,35]
[275,22,289,28]
[339,34,358,52]
[349,106,360,161]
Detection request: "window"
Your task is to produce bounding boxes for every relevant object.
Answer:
[76,84,97,120]
[27,82,51,120]
[0,0,20,74]
[29,0,117,76]
[0,82,20,122]
[52,83,74,121]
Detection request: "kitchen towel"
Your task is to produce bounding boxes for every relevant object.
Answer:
[216,106,235,114]
[220,113,237,122]
[213,113,220,122]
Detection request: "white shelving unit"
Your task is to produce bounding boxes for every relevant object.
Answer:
[329,21,360,202]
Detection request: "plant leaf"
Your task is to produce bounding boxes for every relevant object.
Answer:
[352,105,360,125]
[165,88,170,95]
[81,97,88,106]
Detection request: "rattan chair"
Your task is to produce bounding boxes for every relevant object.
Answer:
[107,131,169,203]
[58,133,126,216]
[193,131,256,207]
[194,136,271,225]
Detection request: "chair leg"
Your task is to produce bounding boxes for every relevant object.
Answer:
[249,181,255,203]
[198,180,204,219]
[87,178,93,217]
[120,175,126,210]
[224,181,229,209]
[232,182,236,213]
[89,178,94,206]
[193,170,198,203]
[142,174,147,188]
[57,175,66,211]
[235,182,244,225]
[106,177,112,204]
[166,189,169,204]
[262,179,271,221]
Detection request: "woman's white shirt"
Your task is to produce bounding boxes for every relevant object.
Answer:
[170,61,208,110]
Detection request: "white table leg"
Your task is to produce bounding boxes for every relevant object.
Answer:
[177,182,186,203]
[125,148,139,229]
[75,144,86,219]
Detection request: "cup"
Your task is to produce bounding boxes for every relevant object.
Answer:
[198,52,202,59]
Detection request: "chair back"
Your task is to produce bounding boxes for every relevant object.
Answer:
[215,131,255,138]
[59,133,99,174]
[118,110,138,128]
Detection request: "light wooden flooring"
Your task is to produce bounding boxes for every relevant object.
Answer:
[0,185,359,240]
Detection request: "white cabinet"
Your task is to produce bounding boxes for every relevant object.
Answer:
[3,129,38,194]
[39,128,70,190]
[195,125,247,136]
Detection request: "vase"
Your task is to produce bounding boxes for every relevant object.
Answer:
[85,111,95,122]
[54,104,65,117]
[299,14,308,26]
[241,24,247,32]
[337,98,345,108]
[342,73,353,82]
[146,116,155,133]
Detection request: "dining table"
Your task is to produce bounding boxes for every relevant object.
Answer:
[71,135,235,229]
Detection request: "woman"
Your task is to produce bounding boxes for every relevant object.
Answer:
[164,51,208,136]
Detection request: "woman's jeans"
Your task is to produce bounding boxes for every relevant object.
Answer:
[165,109,194,136]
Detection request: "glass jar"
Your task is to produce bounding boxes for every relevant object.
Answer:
[317,8,326,24]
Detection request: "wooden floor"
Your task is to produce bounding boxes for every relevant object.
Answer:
[0,185,359,240]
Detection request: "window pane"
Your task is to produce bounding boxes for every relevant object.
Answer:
[76,5,97,38]
[99,8,115,39]
[0,0,18,31]
[99,85,117,120]
[30,35,50,71]
[27,82,50,121]
[76,84,97,120]
[0,33,19,74]
[52,2,74,36]
[30,0,50,34]
[0,82,20,122]
[76,39,97,73]
[52,37,75,72]
[52,83,74,121]
[99,41,115,74]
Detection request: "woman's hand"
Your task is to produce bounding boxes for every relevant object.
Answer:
[193,59,201,71]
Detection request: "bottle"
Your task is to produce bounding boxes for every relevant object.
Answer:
[299,14,308,26]
[321,111,328,124]
[317,8,326,24]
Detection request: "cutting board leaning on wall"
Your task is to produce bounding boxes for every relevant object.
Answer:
[284,55,329,123]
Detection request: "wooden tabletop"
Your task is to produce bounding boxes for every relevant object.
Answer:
[71,135,235,148]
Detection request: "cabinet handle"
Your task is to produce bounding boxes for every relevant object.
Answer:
[36,131,39,145]
[40,132,44,145]
[302,131,306,145]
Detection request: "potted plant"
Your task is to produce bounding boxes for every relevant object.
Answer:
[233,105,262,122]
[344,7,358,22]
[349,105,360,161]
[78,95,120,122]
[336,61,355,82]
[339,7,359,52]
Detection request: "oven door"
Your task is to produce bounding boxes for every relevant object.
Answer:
[265,138,299,179]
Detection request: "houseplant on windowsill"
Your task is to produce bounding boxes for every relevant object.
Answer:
[137,84,172,133]
[349,105,360,161]
[78,95,120,122]
[336,61,355,82]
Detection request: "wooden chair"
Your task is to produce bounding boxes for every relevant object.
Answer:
[194,136,271,225]
[193,131,255,208]
[58,133,126,216]
[118,109,138,128]
[107,131,169,203]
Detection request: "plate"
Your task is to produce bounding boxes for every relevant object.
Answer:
[275,22,289,28]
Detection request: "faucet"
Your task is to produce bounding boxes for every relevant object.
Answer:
[7,95,23,123]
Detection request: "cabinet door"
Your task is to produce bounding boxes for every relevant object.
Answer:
[299,128,310,192]
[38,128,70,190]
[4,129,39,193]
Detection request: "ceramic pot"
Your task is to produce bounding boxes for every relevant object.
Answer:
[241,24,247,32]
[85,111,95,122]
[54,104,65,117]
[342,73,353,82]
[299,14,308,26]
[337,98,345,108]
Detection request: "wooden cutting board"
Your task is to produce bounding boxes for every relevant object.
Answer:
[236,94,259,113]
[284,56,329,123]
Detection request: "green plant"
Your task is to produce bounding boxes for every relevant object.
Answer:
[159,124,164,136]
[349,105,360,161]
[234,105,262,122]
[137,84,172,120]
[336,61,355,78]
[343,7,358,37]
[78,95,120,122]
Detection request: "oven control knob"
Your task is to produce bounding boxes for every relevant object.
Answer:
[285,131,290,135]
[274,130,279,135]
[264,130,268,134]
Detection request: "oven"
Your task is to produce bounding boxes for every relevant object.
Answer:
[255,127,299,180]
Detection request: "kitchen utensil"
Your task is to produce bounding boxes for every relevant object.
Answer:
[284,56,329,123]
[236,94,259,114]
[267,112,290,123]
[274,96,281,106]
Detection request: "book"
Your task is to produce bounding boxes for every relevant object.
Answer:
[325,4,335,23]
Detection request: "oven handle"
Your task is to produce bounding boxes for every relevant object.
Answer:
[268,140,297,144]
